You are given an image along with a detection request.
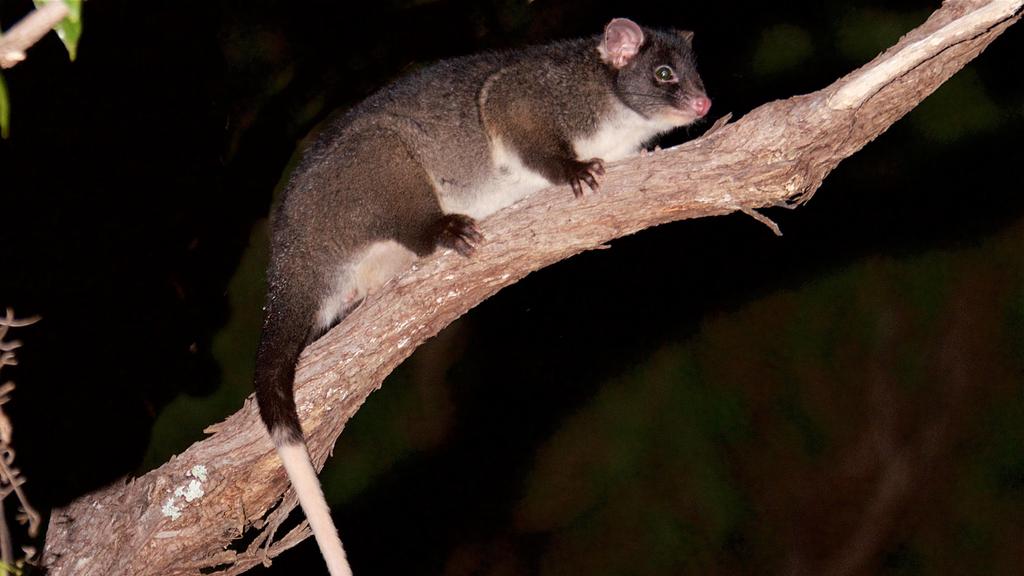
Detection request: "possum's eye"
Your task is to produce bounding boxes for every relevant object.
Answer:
[654,65,676,82]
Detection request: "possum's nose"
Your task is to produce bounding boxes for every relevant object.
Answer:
[691,96,711,117]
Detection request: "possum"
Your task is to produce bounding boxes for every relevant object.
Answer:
[253,17,710,575]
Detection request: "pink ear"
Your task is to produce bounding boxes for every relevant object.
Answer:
[599,18,644,69]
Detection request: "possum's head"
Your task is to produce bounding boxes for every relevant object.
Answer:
[598,18,711,126]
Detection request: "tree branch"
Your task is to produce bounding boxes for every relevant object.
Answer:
[40,1,1022,574]
[0,1,69,69]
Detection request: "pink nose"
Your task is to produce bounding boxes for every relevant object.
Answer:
[691,96,711,117]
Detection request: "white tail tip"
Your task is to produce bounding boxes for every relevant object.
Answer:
[277,442,354,576]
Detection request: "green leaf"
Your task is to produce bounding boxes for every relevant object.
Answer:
[34,0,83,61]
[0,72,10,139]
[752,23,814,77]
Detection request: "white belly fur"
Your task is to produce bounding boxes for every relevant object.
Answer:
[315,240,417,330]
[438,138,551,220]
[573,104,678,162]
[441,104,676,220]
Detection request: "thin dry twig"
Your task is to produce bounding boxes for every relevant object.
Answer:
[736,205,783,236]
[0,309,41,573]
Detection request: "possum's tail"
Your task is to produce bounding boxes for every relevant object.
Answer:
[255,270,354,576]
[275,440,353,576]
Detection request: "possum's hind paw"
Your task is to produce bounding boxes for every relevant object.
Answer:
[435,213,483,257]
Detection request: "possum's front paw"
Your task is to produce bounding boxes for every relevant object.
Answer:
[435,213,483,257]
[565,158,605,198]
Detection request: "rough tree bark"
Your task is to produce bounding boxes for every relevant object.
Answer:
[41,1,1022,574]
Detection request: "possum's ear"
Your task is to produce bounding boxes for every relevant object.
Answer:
[677,30,695,46]
[599,18,645,69]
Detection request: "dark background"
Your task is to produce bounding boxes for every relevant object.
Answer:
[1,0,1022,574]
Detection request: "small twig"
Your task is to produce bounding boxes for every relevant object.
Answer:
[703,112,733,137]
[0,0,70,69]
[0,457,40,538]
[0,311,43,549]
[736,205,783,236]
[0,309,41,328]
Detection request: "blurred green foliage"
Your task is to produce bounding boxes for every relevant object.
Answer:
[752,23,814,77]
[516,350,751,574]
[834,8,928,63]
[501,224,1024,574]
[140,220,270,471]
[910,69,1003,143]
[0,71,9,139]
